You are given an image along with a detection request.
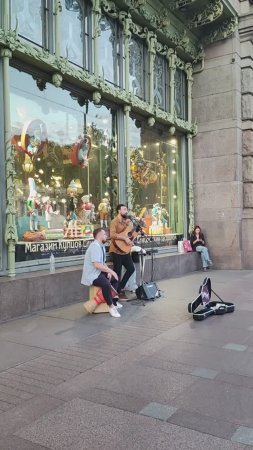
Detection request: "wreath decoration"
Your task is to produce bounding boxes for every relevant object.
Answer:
[130,149,158,186]
[71,135,92,168]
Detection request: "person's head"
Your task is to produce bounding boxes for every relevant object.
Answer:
[93,227,107,243]
[116,203,128,219]
[194,225,201,234]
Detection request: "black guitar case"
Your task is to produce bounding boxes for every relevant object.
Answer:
[188,277,235,321]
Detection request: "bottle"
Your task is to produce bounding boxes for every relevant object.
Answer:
[49,253,55,273]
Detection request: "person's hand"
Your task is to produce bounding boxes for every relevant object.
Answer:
[124,237,132,245]
[107,273,112,281]
[110,270,118,281]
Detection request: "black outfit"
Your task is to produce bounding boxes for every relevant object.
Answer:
[190,232,205,251]
[111,253,135,293]
[93,273,118,306]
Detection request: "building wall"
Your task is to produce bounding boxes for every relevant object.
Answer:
[192,31,243,269]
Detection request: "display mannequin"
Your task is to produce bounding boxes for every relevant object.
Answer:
[81,195,94,225]
[27,191,40,231]
[64,191,78,238]
[44,199,59,229]
[98,197,111,227]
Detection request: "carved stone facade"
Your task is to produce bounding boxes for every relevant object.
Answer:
[0,0,238,275]
[192,0,253,269]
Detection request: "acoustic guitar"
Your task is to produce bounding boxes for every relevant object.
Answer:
[114,223,142,254]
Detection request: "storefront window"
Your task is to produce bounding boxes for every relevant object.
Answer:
[10,0,45,47]
[175,68,187,120]
[154,54,168,111]
[61,0,91,69]
[129,37,148,100]
[98,14,123,87]
[10,67,118,262]
[129,116,183,237]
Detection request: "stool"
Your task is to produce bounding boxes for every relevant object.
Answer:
[83,286,110,314]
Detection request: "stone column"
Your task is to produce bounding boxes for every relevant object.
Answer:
[54,0,62,58]
[185,63,193,124]
[146,31,157,107]
[91,0,101,77]
[120,12,132,95]
[124,105,132,210]
[187,133,194,234]
[192,33,242,269]
[168,50,177,114]
[1,48,18,277]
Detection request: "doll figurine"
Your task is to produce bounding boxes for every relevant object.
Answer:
[81,195,94,225]
[64,191,78,238]
[27,191,40,231]
[44,199,59,229]
[98,198,111,227]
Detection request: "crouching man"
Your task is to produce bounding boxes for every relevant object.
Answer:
[81,227,122,318]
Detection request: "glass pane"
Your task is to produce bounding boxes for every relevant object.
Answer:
[61,0,87,68]
[10,68,118,263]
[129,117,183,237]
[99,15,120,86]
[175,68,187,120]
[10,0,43,46]
[154,54,166,110]
[129,38,145,99]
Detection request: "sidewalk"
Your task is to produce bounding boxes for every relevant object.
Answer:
[0,270,253,449]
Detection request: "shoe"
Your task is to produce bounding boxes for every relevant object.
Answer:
[119,291,128,300]
[208,260,213,266]
[203,267,207,271]
[109,306,121,318]
[115,301,123,309]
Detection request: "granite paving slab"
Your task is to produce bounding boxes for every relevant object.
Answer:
[139,402,177,421]
[168,409,238,440]
[232,427,253,446]
[173,378,253,427]
[0,340,44,371]
[15,398,248,450]
[0,435,50,450]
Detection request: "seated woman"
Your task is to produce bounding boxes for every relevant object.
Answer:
[190,225,213,271]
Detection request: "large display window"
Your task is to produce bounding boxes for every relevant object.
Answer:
[129,116,183,237]
[10,67,118,262]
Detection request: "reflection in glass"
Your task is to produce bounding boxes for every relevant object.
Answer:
[10,0,43,46]
[175,68,187,120]
[10,68,118,262]
[129,37,145,99]
[154,54,166,110]
[98,15,122,86]
[61,0,90,69]
[129,117,183,236]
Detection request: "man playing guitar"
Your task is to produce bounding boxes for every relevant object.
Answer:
[109,204,135,300]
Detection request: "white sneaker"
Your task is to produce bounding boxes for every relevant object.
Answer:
[115,301,123,309]
[109,306,121,318]
[208,260,213,266]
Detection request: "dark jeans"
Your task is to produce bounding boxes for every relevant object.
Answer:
[111,252,135,293]
[93,272,118,306]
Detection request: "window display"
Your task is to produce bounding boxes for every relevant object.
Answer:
[129,116,183,237]
[10,67,118,262]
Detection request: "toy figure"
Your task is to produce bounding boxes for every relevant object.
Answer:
[152,203,160,225]
[71,135,92,168]
[81,195,95,225]
[27,191,40,231]
[98,198,111,227]
[64,191,78,238]
[44,199,59,229]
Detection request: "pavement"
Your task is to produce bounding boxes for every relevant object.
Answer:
[0,270,253,449]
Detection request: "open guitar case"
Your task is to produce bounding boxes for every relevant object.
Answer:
[188,277,235,321]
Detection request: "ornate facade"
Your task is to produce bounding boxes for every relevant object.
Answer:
[0,0,238,276]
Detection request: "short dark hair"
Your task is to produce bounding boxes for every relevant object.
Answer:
[93,227,105,239]
[116,203,126,213]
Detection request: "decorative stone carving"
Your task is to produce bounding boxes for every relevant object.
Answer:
[52,72,63,87]
[188,0,223,29]
[147,117,155,127]
[169,126,176,135]
[92,91,101,104]
[203,17,238,45]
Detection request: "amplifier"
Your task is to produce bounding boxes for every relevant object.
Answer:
[136,282,160,300]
